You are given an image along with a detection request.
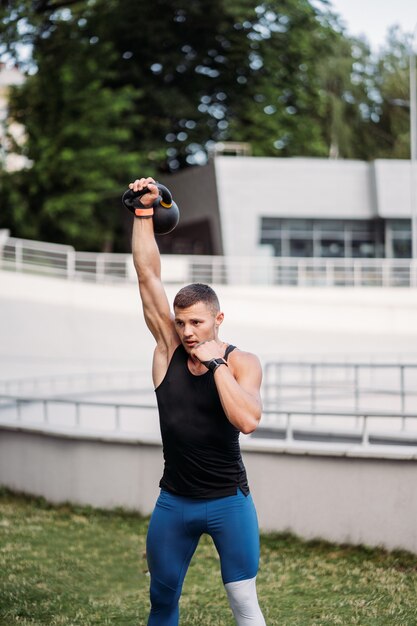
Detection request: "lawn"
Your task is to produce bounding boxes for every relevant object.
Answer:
[1,488,416,625]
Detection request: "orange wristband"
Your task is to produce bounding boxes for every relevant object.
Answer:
[134,207,154,218]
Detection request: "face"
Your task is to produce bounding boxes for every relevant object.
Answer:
[174,301,224,353]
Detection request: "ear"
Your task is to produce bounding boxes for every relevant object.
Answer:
[215,311,224,327]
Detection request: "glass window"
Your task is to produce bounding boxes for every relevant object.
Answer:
[320,240,345,257]
[290,238,313,257]
[260,217,386,258]
[319,220,344,233]
[283,219,313,231]
[351,241,376,258]
[392,240,411,258]
[389,219,411,232]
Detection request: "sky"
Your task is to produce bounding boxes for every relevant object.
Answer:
[327,0,417,51]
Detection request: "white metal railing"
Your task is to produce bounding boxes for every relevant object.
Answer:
[0,370,150,398]
[263,362,417,416]
[0,394,158,433]
[1,235,417,287]
[1,393,417,450]
[256,408,417,447]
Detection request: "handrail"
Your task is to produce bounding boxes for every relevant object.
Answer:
[0,370,150,395]
[263,361,417,416]
[261,407,417,418]
[2,234,417,287]
[260,407,417,447]
[0,393,156,409]
[0,393,157,433]
[264,361,417,368]
[1,394,417,448]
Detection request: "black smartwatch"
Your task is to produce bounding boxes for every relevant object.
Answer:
[203,357,228,372]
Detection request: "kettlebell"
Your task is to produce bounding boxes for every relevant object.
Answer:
[122,182,180,235]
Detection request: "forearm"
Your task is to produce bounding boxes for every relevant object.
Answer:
[214,367,262,434]
[132,216,161,281]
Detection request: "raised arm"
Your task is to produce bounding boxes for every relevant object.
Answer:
[130,178,178,353]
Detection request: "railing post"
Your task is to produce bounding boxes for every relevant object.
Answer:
[286,412,293,443]
[382,260,390,288]
[96,254,106,282]
[400,365,406,430]
[353,260,361,287]
[67,249,76,280]
[75,403,80,427]
[411,259,417,288]
[115,405,120,430]
[15,239,23,272]
[298,259,306,286]
[362,414,369,446]
[354,365,360,426]
[43,400,48,424]
[325,259,334,287]
[311,364,316,423]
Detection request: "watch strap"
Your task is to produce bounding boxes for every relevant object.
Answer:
[202,357,228,372]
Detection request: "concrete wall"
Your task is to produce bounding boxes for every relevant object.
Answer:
[244,447,417,551]
[2,270,417,381]
[1,425,416,554]
[0,427,163,514]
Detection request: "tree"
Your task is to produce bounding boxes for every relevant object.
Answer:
[368,26,412,159]
[1,1,143,250]
[3,0,402,251]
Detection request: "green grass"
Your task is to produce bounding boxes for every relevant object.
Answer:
[1,488,417,625]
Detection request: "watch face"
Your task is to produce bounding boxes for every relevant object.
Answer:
[206,358,227,371]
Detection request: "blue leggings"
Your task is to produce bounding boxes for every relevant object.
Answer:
[146,488,260,625]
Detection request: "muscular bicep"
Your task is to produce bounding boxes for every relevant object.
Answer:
[233,353,263,408]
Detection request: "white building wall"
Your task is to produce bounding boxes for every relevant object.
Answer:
[214,157,377,257]
[374,159,414,219]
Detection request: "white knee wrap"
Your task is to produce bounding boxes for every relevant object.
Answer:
[224,576,266,625]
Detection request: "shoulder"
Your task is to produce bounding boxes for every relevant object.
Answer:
[227,348,262,380]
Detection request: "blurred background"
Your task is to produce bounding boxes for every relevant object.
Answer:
[1,0,417,556]
[1,0,417,252]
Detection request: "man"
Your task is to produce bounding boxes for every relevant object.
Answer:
[130,176,266,626]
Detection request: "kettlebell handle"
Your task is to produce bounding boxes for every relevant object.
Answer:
[122,180,180,235]
[127,182,172,208]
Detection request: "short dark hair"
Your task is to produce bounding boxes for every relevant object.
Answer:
[173,283,220,314]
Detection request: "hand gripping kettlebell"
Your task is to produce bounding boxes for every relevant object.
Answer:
[122,182,180,235]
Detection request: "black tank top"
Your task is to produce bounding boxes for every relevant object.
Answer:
[155,344,250,498]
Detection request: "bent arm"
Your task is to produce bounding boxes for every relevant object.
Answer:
[213,353,263,434]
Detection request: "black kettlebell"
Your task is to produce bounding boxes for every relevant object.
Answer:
[122,182,180,235]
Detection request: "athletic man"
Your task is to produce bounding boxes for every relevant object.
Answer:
[130,176,266,626]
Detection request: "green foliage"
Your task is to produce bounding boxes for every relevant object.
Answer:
[1,489,417,625]
[368,26,413,159]
[1,3,145,250]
